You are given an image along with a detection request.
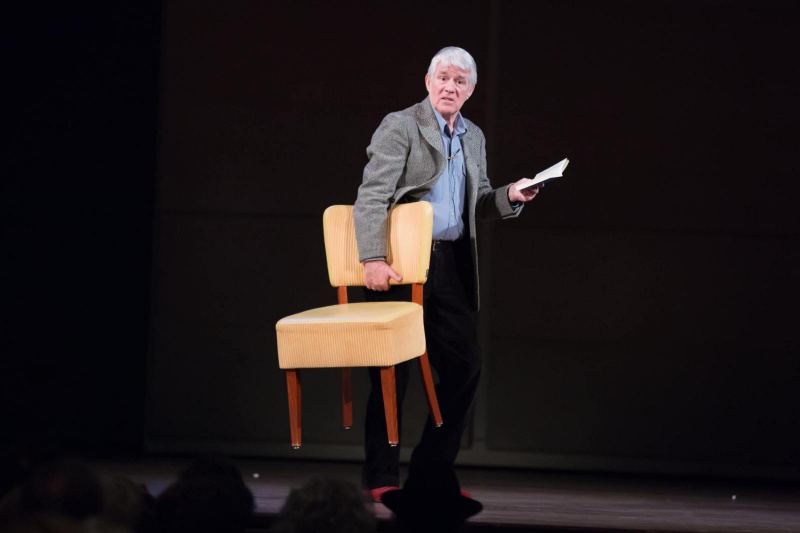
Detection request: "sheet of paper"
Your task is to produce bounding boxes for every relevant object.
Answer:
[516,158,569,190]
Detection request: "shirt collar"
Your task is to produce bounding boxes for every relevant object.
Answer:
[432,107,468,138]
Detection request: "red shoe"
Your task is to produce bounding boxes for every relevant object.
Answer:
[460,489,473,499]
[364,486,400,502]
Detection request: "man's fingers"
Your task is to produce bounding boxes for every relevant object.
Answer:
[364,261,403,290]
[510,180,543,203]
[523,187,539,201]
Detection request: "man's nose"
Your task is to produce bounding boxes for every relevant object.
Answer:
[444,80,456,92]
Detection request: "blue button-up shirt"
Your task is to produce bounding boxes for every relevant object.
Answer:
[421,109,467,241]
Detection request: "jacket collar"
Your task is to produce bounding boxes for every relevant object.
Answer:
[415,98,445,157]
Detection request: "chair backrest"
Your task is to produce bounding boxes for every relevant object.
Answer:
[323,202,433,287]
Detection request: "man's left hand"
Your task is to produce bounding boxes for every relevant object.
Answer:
[508,179,540,203]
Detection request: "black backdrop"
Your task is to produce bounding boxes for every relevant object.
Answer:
[5,2,160,454]
[5,1,799,476]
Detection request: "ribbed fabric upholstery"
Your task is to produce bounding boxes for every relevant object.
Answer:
[325,203,433,287]
[276,302,425,368]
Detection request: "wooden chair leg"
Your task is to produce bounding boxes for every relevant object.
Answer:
[341,368,352,429]
[418,351,443,427]
[285,370,302,448]
[379,366,399,446]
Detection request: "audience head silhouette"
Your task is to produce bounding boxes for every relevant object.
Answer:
[153,454,254,533]
[272,475,375,533]
[100,473,155,532]
[17,459,104,521]
[0,459,105,533]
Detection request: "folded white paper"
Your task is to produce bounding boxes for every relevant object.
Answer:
[516,158,569,190]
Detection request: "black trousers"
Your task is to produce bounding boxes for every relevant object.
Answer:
[361,245,482,489]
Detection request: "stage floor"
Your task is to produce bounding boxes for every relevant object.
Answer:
[90,457,800,532]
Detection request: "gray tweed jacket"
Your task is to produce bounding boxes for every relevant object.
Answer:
[354,97,522,311]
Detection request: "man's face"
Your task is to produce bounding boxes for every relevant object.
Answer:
[425,63,474,119]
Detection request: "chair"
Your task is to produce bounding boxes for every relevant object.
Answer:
[275,202,443,449]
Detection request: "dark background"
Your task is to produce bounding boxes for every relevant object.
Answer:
[5,3,160,454]
[5,1,799,478]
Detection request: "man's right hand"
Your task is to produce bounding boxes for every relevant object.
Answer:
[363,260,403,291]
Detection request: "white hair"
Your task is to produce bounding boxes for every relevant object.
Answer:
[427,46,477,87]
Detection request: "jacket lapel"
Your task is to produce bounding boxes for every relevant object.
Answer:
[415,98,445,158]
[461,126,481,207]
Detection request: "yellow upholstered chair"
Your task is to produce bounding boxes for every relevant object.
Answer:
[275,202,443,448]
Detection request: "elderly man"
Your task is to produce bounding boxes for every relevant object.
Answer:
[354,46,540,501]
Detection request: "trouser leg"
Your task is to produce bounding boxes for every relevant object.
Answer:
[360,247,481,485]
[411,247,482,467]
[361,361,410,488]
[361,285,411,489]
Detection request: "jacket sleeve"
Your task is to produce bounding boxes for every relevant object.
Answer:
[474,128,523,221]
[354,113,410,262]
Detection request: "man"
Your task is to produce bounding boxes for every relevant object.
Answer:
[354,46,540,501]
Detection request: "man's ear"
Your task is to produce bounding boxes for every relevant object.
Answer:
[425,74,431,91]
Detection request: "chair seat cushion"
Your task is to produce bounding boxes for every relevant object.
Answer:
[276,302,425,369]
